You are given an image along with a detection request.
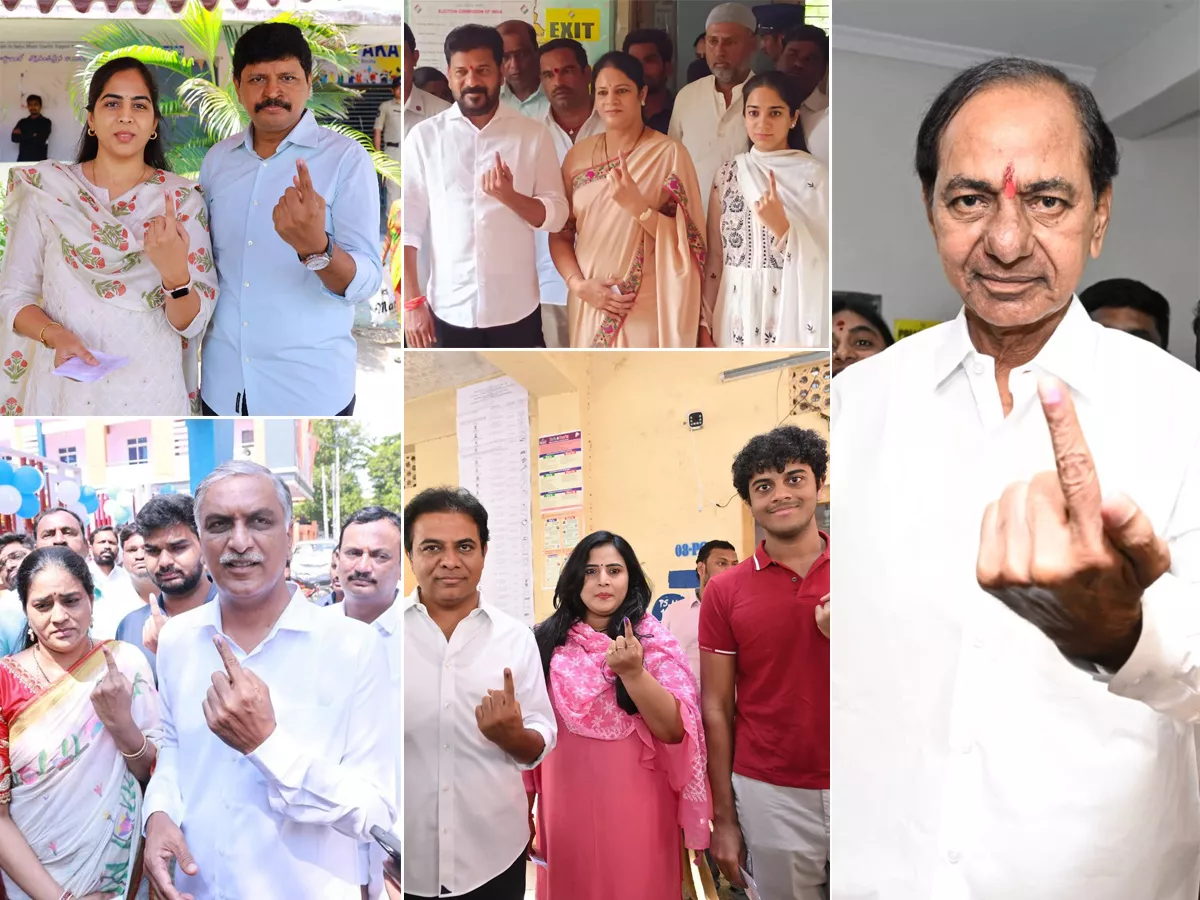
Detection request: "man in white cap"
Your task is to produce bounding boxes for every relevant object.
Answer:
[668,2,757,215]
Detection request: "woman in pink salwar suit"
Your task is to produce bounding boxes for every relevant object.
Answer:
[525,531,711,899]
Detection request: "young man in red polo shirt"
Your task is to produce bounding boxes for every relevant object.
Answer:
[700,425,830,899]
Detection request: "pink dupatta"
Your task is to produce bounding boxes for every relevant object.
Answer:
[549,615,711,848]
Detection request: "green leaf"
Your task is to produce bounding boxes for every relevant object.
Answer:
[178,77,248,143]
[158,99,192,118]
[305,81,357,121]
[267,10,360,74]
[70,45,197,122]
[78,21,160,55]
[176,0,223,74]
[319,123,401,185]
[165,137,214,181]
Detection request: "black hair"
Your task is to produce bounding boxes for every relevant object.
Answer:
[403,486,489,555]
[414,67,449,89]
[623,28,674,65]
[77,57,168,172]
[0,532,34,552]
[591,50,645,94]
[697,539,736,566]
[1193,302,1200,370]
[498,19,539,50]
[445,24,505,68]
[33,506,85,536]
[404,23,416,52]
[392,75,403,88]
[539,38,589,72]
[16,546,94,647]
[233,22,313,82]
[732,427,828,502]
[1080,278,1170,349]
[90,525,117,544]
[534,531,653,715]
[782,24,829,62]
[916,57,1119,207]
[832,295,895,346]
[135,493,198,539]
[743,71,809,151]
[694,32,707,48]
[118,523,140,547]
[339,505,403,550]
[26,94,42,105]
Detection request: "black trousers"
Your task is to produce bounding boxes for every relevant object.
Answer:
[432,307,545,349]
[201,395,356,417]
[404,850,526,900]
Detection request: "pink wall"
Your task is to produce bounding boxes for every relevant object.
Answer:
[105,421,152,466]
[43,429,86,465]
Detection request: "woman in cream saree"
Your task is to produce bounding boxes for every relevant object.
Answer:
[551,52,706,348]
[0,548,161,900]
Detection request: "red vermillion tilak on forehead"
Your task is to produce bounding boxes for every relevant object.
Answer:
[1003,162,1017,199]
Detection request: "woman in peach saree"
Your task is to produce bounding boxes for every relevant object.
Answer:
[550,52,707,348]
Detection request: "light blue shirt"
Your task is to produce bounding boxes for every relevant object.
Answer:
[199,110,381,415]
[0,590,26,656]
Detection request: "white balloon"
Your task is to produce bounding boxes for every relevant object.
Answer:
[68,500,89,522]
[0,485,20,516]
[117,490,135,509]
[57,480,81,505]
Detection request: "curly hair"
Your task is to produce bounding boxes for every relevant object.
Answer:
[732,427,828,502]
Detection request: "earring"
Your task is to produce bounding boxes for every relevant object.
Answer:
[150,130,157,140]
[26,626,35,644]
[87,127,95,136]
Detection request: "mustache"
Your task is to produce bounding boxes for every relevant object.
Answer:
[347,574,377,584]
[255,98,292,112]
[220,551,265,566]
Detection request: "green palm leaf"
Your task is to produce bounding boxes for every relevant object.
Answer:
[165,137,214,181]
[176,0,224,76]
[178,77,247,142]
[323,123,401,186]
[158,99,192,118]
[70,45,197,121]
[79,22,160,55]
[306,81,357,121]
[268,10,360,74]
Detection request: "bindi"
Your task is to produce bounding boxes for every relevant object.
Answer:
[835,319,845,329]
[1002,162,1016,199]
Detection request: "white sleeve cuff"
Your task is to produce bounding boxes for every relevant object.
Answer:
[515,721,553,771]
[1107,573,1200,723]
[248,725,307,786]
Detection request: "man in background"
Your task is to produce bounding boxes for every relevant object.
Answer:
[624,29,676,134]
[780,24,829,164]
[0,533,33,656]
[752,3,806,73]
[663,539,738,682]
[374,76,406,212]
[415,67,453,104]
[498,19,549,119]
[10,94,51,162]
[403,24,452,141]
[670,3,758,214]
[119,522,158,606]
[87,524,145,640]
[1081,277,1171,349]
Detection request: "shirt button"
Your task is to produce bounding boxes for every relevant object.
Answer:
[248,240,253,246]
[972,361,984,375]
[262,161,268,167]
[244,356,250,362]
[243,281,250,287]
[973,636,985,649]
[243,321,249,327]
[253,200,259,206]
[947,849,961,864]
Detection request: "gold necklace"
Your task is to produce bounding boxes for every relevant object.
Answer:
[31,636,93,685]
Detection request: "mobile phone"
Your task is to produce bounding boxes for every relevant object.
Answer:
[370,825,402,866]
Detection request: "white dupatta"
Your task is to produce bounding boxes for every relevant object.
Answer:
[2,641,161,900]
[735,147,829,346]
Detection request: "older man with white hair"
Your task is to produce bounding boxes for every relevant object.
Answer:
[668,2,758,216]
[140,459,397,900]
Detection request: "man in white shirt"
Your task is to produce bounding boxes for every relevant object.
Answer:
[403,24,569,350]
[325,505,403,900]
[118,523,158,607]
[403,486,556,900]
[535,38,605,348]
[669,3,757,216]
[142,460,395,900]
[780,25,829,165]
[87,524,145,639]
[832,58,1200,899]
[498,19,550,120]
[373,76,405,212]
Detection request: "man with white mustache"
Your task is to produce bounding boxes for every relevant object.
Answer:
[141,460,396,900]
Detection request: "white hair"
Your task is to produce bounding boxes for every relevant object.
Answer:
[194,459,294,533]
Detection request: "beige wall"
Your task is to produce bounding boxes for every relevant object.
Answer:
[405,351,830,622]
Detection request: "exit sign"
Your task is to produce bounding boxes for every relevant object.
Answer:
[545,7,602,41]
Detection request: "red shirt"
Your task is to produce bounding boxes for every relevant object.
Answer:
[699,535,829,789]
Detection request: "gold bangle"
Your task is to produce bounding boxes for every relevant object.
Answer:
[120,733,150,760]
[38,322,62,349]
[638,206,654,222]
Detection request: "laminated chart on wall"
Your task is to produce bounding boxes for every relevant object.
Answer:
[539,430,584,589]
[457,377,535,625]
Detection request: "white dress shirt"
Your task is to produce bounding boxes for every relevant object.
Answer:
[88,562,145,641]
[668,73,754,217]
[402,89,452,297]
[324,598,402,900]
[800,105,828,165]
[144,593,396,900]
[403,103,569,329]
[832,298,1200,899]
[536,106,605,308]
[404,589,557,897]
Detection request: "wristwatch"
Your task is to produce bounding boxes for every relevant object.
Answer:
[163,280,192,300]
[300,233,334,271]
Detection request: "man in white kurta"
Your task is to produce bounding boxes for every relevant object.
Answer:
[142,461,396,900]
[832,58,1200,900]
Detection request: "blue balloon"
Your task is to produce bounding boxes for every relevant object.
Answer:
[13,466,43,495]
[111,505,131,525]
[17,493,41,519]
[160,485,176,495]
[80,486,99,514]
[0,460,13,487]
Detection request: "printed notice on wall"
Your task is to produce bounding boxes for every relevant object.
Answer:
[539,430,584,588]
[457,377,535,625]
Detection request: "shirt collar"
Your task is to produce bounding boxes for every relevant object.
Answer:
[199,585,316,647]
[752,532,831,572]
[405,86,433,115]
[931,295,1097,396]
[404,586,492,621]
[501,83,545,107]
[240,108,320,156]
[543,106,602,135]
[446,99,517,129]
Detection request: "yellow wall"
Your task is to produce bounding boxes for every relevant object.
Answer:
[404,352,830,622]
[149,419,178,479]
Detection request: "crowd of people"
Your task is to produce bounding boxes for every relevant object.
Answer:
[401,4,830,350]
[0,460,402,900]
[402,424,830,900]
[0,22,390,417]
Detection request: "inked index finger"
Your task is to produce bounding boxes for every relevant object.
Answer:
[1038,377,1101,530]
[503,667,516,698]
[212,635,243,679]
[296,157,314,193]
[102,644,118,674]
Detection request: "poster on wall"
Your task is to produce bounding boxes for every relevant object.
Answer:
[314,44,403,87]
[457,377,535,625]
[0,42,83,164]
[893,319,942,340]
[404,0,613,72]
[538,430,584,589]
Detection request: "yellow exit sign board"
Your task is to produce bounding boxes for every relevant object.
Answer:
[545,7,602,41]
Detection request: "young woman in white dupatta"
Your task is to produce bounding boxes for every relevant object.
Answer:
[0,57,217,416]
[701,71,828,348]
[0,547,161,900]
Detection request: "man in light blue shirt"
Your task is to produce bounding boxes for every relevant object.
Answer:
[199,22,381,416]
[0,532,33,655]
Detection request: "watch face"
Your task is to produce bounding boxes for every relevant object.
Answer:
[305,256,331,271]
